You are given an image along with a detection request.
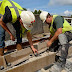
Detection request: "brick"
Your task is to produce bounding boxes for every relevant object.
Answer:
[34,40,48,50]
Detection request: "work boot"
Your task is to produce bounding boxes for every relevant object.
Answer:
[16,43,23,50]
[0,48,4,56]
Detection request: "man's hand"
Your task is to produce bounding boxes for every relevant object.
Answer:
[0,17,15,41]
[27,32,38,54]
[47,40,52,47]
[10,35,15,41]
[32,48,38,54]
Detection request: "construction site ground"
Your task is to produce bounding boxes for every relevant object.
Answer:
[0,33,72,72]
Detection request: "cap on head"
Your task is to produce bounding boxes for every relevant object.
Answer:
[40,11,48,23]
[20,11,35,30]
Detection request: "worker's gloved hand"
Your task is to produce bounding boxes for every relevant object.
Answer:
[10,35,15,41]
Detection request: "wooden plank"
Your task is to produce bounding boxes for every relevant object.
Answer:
[6,52,56,72]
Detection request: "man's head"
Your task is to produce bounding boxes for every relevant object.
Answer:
[40,11,52,24]
[20,11,35,30]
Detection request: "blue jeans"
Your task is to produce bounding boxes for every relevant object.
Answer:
[0,25,5,48]
[0,20,22,48]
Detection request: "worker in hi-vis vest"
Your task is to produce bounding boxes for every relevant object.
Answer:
[0,0,38,56]
[40,11,72,72]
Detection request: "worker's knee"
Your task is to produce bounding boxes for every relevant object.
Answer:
[58,34,68,45]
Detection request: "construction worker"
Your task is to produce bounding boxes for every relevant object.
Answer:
[40,11,72,72]
[0,0,38,56]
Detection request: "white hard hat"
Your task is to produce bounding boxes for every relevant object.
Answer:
[20,11,35,30]
[40,11,48,23]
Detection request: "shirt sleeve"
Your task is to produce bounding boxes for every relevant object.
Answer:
[54,16,64,30]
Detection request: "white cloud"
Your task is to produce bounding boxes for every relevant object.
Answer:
[48,0,72,6]
[50,13,57,15]
[64,10,72,16]
[50,10,72,16]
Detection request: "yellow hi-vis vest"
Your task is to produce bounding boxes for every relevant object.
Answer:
[50,15,72,36]
[0,0,24,23]
[0,1,2,16]
[0,0,30,37]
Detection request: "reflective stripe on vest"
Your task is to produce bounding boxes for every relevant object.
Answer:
[8,0,19,18]
[8,0,24,23]
[8,0,23,18]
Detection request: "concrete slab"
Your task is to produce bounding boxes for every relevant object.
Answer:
[6,52,56,72]
[4,47,32,65]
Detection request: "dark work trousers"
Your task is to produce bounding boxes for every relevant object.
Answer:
[12,20,22,44]
[49,31,72,65]
[58,31,72,65]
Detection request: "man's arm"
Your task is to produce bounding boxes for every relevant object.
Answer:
[0,16,15,41]
[27,31,38,54]
[47,28,62,47]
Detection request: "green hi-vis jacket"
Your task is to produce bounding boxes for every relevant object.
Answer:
[50,15,72,36]
[0,0,30,37]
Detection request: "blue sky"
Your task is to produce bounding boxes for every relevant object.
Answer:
[13,0,72,16]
